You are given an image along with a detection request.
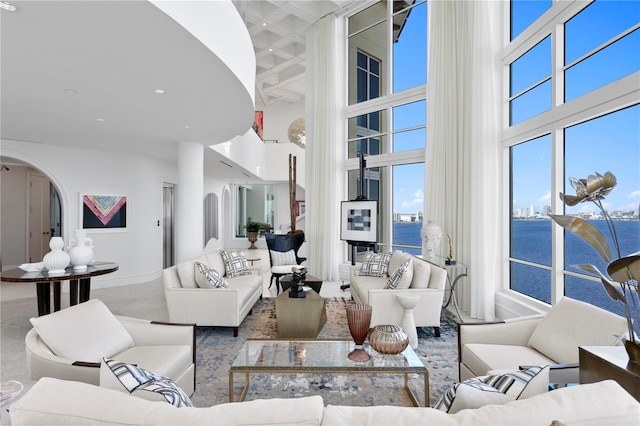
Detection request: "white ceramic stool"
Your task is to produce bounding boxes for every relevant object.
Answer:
[396,295,420,349]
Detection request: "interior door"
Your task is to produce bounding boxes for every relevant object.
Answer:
[163,183,175,268]
[28,172,50,262]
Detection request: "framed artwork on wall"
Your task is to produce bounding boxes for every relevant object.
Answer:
[252,111,264,140]
[340,200,377,243]
[81,194,127,232]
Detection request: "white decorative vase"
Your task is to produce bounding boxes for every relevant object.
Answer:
[43,237,70,274]
[421,221,442,262]
[68,229,94,271]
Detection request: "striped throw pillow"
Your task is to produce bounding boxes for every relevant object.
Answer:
[270,249,297,266]
[434,366,549,414]
[103,358,193,407]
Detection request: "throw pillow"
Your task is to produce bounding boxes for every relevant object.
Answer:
[102,358,193,407]
[219,249,251,278]
[359,252,392,277]
[270,249,297,266]
[194,261,228,289]
[384,260,410,289]
[176,260,197,288]
[29,299,134,363]
[434,366,549,414]
[433,378,514,414]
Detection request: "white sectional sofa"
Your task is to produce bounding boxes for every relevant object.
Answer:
[350,251,447,336]
[162,249,263,336]
[10,377,640,425]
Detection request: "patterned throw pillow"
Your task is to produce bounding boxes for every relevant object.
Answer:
[434,366,549,414]
[219,249,251,278]
[359,252,392,277]
[102,358,194,407]
[270,249,297,266]
[384,260,410,289]
[194,261,228,289]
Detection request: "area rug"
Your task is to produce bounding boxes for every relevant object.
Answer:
[191,297,459,408]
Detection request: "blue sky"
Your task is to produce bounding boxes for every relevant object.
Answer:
[389,0,639,215]
[511,1,640,215]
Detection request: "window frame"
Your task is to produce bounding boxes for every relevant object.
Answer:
[502,0,640,311]
[345,0,427,257]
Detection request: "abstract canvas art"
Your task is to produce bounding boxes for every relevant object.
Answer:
[82,195,127,230]
[340,200,378,243]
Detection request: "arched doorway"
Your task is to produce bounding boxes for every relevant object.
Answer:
[0,156,63,269]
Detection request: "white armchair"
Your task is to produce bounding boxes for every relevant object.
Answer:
[25,299,196,396]
[458,297,628,384]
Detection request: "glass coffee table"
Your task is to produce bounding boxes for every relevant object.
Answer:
[229,339,429,406]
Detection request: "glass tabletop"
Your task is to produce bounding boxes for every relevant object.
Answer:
[231,339,426,372]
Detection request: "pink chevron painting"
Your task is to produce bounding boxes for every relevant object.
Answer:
[82,195,127,229]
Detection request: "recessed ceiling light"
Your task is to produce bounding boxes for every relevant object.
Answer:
[0,2,17,12]
[64,89,77,95]
[154,89,165,94]
[262,22,267,27]
[96,118,105,122]
[184,125,191,129]
[268,48,273,52]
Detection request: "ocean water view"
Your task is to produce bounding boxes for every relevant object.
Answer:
[393,220,639,327]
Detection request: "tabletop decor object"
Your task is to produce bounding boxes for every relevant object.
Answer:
[421,221,442,261]
[288,266,308,298]
[42,236,70,274]
[346,303,372,361]
[68,229,94,271]
[369,324,409,355]
[549,171,639,363]
[445,234,456,265]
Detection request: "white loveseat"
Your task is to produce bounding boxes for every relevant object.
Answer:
[350,251,447,336]
[458,297,628,384]
[162,249,263,336]
[10,377,640,425]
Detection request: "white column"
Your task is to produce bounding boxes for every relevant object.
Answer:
[176,141,204,262]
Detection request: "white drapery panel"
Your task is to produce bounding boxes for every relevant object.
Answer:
[425,0,501,320]
[306,14,343,281]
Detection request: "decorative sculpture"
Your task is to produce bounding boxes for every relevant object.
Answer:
[446,234,456,265]
[288,266,307,298]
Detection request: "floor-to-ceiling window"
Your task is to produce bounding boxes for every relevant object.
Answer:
[345,0,427,258]
[505,0,639,317]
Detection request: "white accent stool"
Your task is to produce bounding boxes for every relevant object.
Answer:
[396,295,420,349]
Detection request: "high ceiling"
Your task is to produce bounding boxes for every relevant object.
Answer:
[1,0,363,180]
[233,0,362,107]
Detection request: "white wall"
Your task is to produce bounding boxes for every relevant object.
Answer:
[261,104,305,145]
[1,139,177,288]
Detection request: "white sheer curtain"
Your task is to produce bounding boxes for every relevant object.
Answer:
[425,0,502,320]
[305,14,343,281]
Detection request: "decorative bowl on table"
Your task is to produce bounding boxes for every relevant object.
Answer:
[369,324,409,355]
